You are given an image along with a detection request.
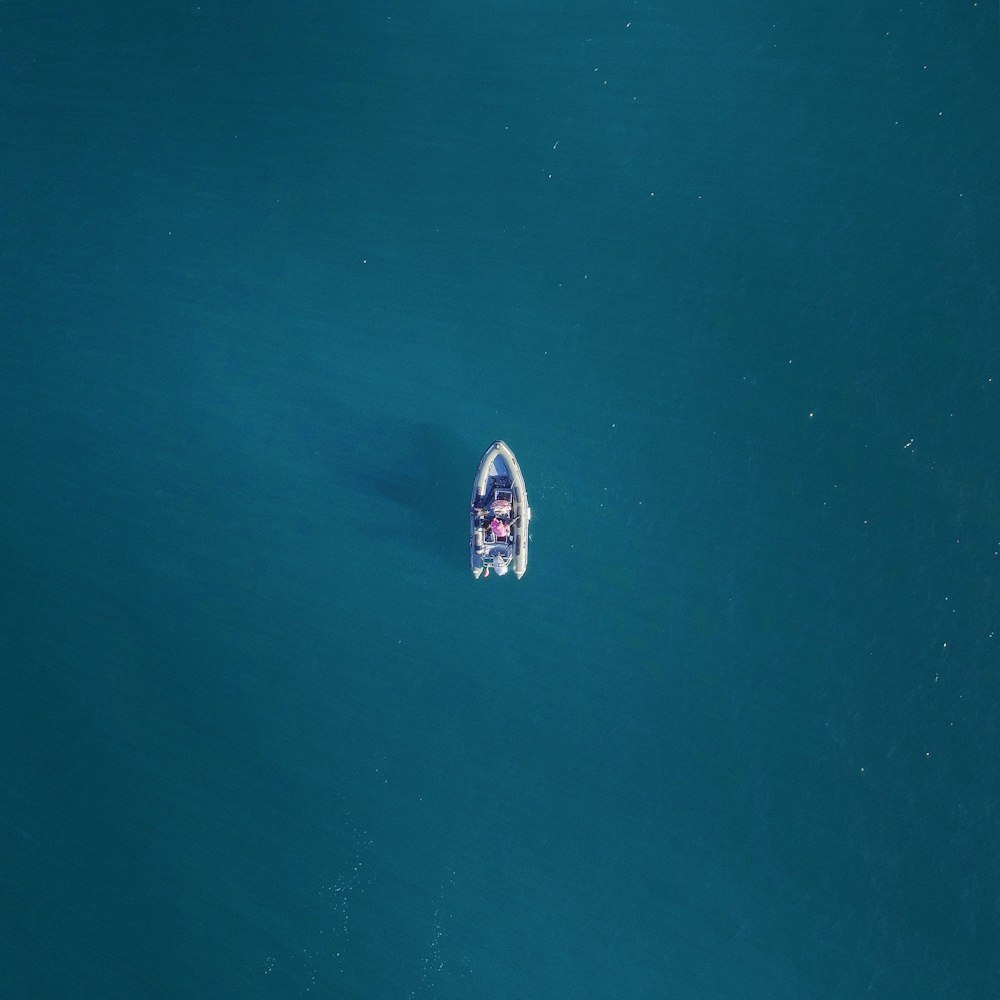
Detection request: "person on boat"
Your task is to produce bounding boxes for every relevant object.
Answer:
[490,497,512,515]
[489,516,510,539]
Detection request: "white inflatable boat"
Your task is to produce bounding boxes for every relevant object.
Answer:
[470,440,531,579]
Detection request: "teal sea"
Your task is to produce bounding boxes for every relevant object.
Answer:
[2,3,999,997]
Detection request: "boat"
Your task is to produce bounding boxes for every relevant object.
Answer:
[470,440,531,579]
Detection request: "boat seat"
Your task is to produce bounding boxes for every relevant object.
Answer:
[490,491,514,521]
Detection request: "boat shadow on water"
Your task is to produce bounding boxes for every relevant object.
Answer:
[350,419,470,560]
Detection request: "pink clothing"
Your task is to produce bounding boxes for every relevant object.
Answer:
[490,517,509,538]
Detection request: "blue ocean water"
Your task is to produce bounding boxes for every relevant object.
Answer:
[2,2,999,997]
